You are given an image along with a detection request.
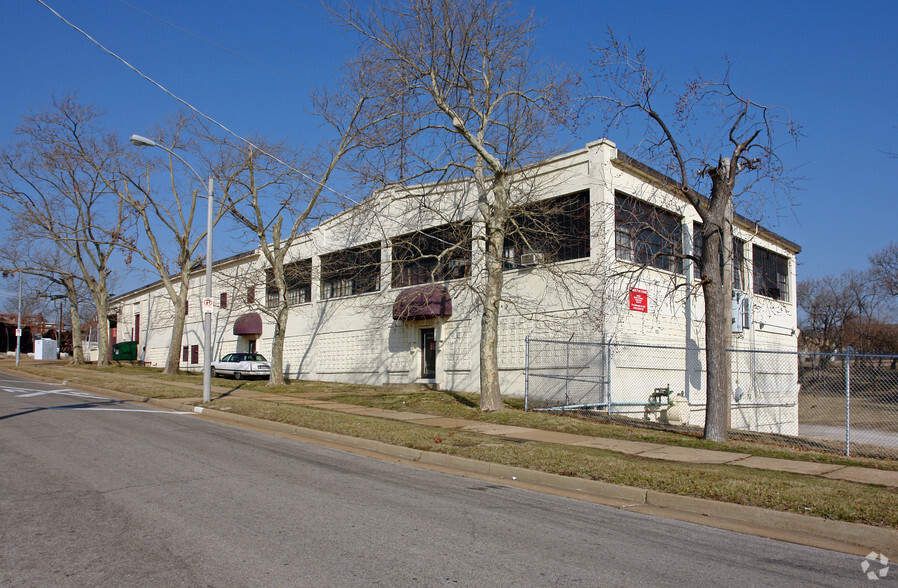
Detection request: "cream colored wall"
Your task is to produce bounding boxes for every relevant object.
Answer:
[111,139,800,433]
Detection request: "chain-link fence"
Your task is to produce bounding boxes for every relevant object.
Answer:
[524,337,898,460]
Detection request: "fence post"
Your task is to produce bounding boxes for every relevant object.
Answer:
[524,334,530,412]
[845,350,851,457]
[605,335,612,416]
[565,334,573,406]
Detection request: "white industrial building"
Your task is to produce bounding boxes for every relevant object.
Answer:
[111,139,801,433]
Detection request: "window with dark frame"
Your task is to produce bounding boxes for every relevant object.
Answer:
[503,191,590,270]
[614,192,683,274]
[190,344,199,364]
[220,292,227,309]
[321,243,381,300]
[247,286,255,304]
[182,346,189,362]
[753,245,789,301]
[134,314,140,343]
[267,259,312,308]
[391,222,471,288]
[184,300,189,315]
[692,222,745,290]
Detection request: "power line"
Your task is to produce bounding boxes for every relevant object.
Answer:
[116,0,315,89]
[34,0,348,202]
[33,0,480,259]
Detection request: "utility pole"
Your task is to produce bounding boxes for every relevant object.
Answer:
[16,272,22,366]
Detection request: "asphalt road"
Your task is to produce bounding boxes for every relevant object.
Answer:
[0,372,877,587]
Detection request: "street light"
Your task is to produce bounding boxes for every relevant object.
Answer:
[130,134,214,404]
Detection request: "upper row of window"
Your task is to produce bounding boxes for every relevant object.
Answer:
[613,192,790,301]
[236,190,788,308]
[258,191,591,307]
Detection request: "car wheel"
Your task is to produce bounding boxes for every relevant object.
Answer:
[211,367,217,378]
[234,371,242,380]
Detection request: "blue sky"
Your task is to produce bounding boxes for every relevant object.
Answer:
[2,0,896,288]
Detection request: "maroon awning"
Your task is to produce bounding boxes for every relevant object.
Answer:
[392,285,452,321]
[233,312,263,336]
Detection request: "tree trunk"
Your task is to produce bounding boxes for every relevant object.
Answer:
[701,264,732,441]
[479,216,505,412]
[94,274,110,367]
[64,279,85,365]
[267,304,288,386]
[700,171,734,441]
[163,294,187,375]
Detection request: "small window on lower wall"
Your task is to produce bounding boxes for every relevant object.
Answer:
[182,346,189,362]
[190,345,199,364]
[753,245,789,301]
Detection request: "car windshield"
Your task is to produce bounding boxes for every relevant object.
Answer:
[245,354,267,362]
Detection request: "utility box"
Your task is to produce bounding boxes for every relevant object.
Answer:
[112,341,138,361]
[34,338,58,360]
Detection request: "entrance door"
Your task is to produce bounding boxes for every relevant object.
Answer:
[421,328,436,379]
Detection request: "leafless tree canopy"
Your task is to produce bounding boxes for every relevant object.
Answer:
[0,94,133,366]
[871,242,898,297]
[588,31,800,441]
[332,0,577,411]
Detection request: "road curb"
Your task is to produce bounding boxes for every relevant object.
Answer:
[3,367,894,558]
[190,402,897,559]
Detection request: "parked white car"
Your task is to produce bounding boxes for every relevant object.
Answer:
[211,353,271,380]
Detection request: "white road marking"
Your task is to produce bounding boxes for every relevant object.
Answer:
[0,384,195,416]
[48,407,195,414]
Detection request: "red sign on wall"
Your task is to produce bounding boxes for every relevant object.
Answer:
[629,288,648,313]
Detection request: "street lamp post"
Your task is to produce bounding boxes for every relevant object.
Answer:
[16,272,21,367]
[130,134,214,404]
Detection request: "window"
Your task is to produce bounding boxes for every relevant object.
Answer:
[190,344,199,364]
[247,286,255,304]
[267,259,312,308]
[753,245,789,301]
[184,300,189,315]
[615,192,683,273]
[321,243,381,300]
[503,191,590,270]
[392,223,471,287]
[220,292,228,309]
[134,314,140,343]
[692,222,745,290]
[182,346,189,362]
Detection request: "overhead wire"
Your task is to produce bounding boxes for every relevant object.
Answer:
[31,0,502,261]
[34,0,352,204]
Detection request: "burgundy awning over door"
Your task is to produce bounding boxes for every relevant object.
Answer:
[233,312,263,336]
[392,285,452,321]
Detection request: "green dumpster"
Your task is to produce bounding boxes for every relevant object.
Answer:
[112,341,138,361]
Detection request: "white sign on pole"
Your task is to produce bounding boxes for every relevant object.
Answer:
[15,328,22,337]
[202,297,214,314]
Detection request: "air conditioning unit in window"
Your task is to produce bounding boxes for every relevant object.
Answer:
[519,252,544,266]
[732,290,752,332]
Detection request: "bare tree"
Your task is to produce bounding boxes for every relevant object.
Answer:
[202,63,380,386]
[0,95,133,366]
[870,242,898,297]
[0,239,92,364]
[589,32,799,440]
[333,0,575,411]
[119,114,234,374]
[797,274,855,357]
